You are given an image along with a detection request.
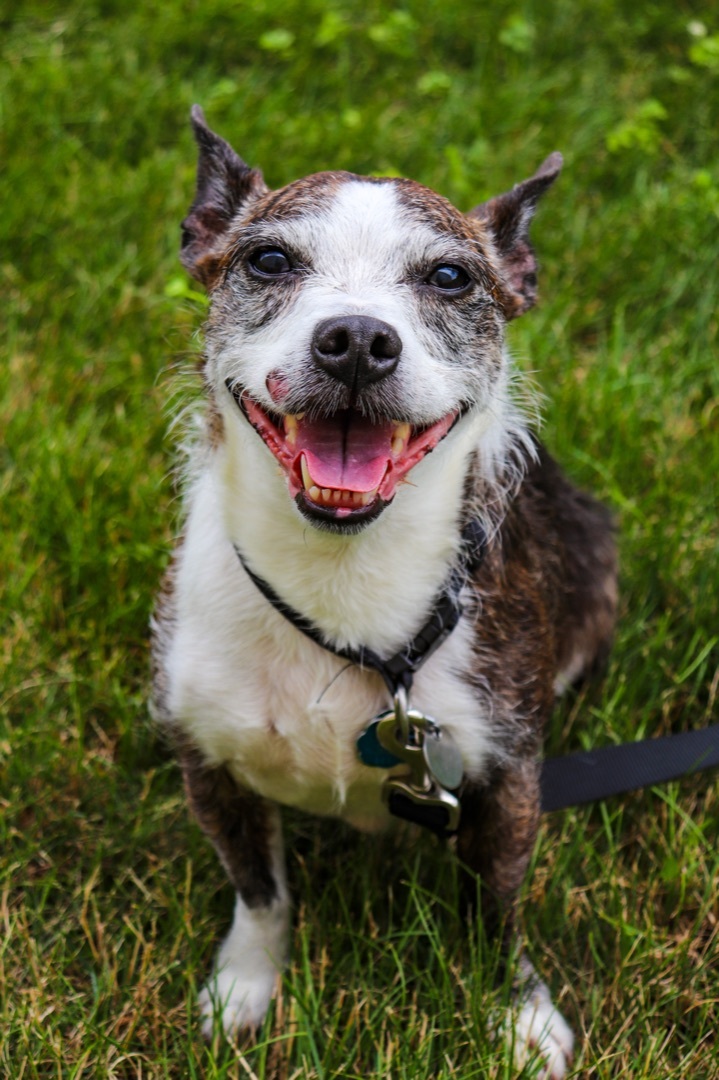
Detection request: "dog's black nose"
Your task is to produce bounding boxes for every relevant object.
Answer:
[311,316,402,390]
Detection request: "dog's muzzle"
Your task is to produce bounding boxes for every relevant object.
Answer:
[226,311,463,530]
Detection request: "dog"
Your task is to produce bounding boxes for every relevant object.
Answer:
[151,105,617,1078]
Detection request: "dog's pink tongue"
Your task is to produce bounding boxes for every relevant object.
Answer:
[295,414,394,492]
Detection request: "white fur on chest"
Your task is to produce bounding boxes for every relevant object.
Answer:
[164,444,498,830]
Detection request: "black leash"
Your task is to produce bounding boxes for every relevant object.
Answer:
[233,530,718,822]
[541,724,719,812]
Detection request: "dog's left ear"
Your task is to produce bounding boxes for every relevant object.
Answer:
[181,105,269,287]
[468,152,562,318]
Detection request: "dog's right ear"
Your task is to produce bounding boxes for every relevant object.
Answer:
[180,106,268,287]
[467,152,562,318]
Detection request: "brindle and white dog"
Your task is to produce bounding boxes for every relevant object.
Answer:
[152,106,617,1077]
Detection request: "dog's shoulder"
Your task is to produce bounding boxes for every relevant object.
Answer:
[496,441,613,572]
[472,438,617,701]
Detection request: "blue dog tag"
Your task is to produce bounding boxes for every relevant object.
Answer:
[357,719,402,769]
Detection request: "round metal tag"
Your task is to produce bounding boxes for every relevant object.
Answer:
[423,730,464,790]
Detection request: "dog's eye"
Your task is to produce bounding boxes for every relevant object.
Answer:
[427,265,471,292]
[249,248,293,277]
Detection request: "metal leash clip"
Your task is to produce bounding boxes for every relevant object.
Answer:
[373,685,463,835]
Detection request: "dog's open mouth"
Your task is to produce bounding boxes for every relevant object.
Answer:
[230,387,460,527]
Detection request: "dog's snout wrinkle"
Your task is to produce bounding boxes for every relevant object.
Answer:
[312,315,402,392]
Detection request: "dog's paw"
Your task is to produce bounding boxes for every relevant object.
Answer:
[510,978,574,1079]
[198,963,279,1039]
[199,884,289,1039]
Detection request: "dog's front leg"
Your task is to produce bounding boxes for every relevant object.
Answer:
[458,760,574,1079]
[179,747,289,1038]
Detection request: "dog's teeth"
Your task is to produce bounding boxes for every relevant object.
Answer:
[391,423,411,457]
[302,476,377,510]
[284,414,298,445]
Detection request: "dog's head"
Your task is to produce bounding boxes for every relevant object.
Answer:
[181,106,561,534]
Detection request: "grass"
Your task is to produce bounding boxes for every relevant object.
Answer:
[1,0,718,1076]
